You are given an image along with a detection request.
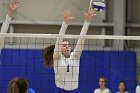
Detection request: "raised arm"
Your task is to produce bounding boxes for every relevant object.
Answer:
[1,0,19,33]
[53,9,74,60]
[73,8,94,58]
[0,0,19,55]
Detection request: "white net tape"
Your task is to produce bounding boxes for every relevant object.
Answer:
[0,33,140,51]
[0,33,140,40]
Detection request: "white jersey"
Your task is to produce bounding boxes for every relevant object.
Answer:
[0,15,12,49]
[116,92,129,93]
[94,88,110,93]
[136,85,140,93]
[53,20,90,90]
[54,52,80,90]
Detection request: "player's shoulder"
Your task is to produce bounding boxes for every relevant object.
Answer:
[94,88,100,92]
[28,88,36,93]
[106,88,110,91]
[70,52,75,57]
[136,85,140,89]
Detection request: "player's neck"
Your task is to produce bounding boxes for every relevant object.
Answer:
[119,91,125,93]
[63,54,70,58]
[100,86,105,91]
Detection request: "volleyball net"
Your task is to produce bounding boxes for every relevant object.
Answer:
[0,33,139,93]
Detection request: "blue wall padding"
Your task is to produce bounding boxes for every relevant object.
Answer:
[0,49,136,93]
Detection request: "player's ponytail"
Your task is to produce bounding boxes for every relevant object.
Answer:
[42,45,55,67]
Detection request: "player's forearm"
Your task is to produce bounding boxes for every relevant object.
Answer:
[80,21,90,35]
[74,21,90,55]
[8,10,15,17]
[1,15,12,33]
[59,21,68,34]
[54,21,68,53]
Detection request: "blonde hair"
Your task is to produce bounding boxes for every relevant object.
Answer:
[9,77,28,93]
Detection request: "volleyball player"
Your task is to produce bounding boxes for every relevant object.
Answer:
[0,0,19,56]
[8,77,28,93]
[43,8,94,93]
[116,81,129,93]
[94,77,110,93]
[136,74,140,93]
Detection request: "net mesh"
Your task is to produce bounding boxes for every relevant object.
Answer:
[0,33,139,93]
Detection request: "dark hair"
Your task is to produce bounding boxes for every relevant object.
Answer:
[119,81,127,91]
[9,77,28,93]
[42,45,55,67]
[99,77,107,83]
[63,39,68,42]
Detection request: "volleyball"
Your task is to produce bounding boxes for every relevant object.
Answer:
[90,0,106,13]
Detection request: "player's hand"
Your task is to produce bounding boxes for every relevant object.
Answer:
[84,7,96,23]
[8,0,20,17]
[62,9,74,25]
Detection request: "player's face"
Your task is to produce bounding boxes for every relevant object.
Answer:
[119,82,125,92]
[99,78,105,87]
[61,41,71,58]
